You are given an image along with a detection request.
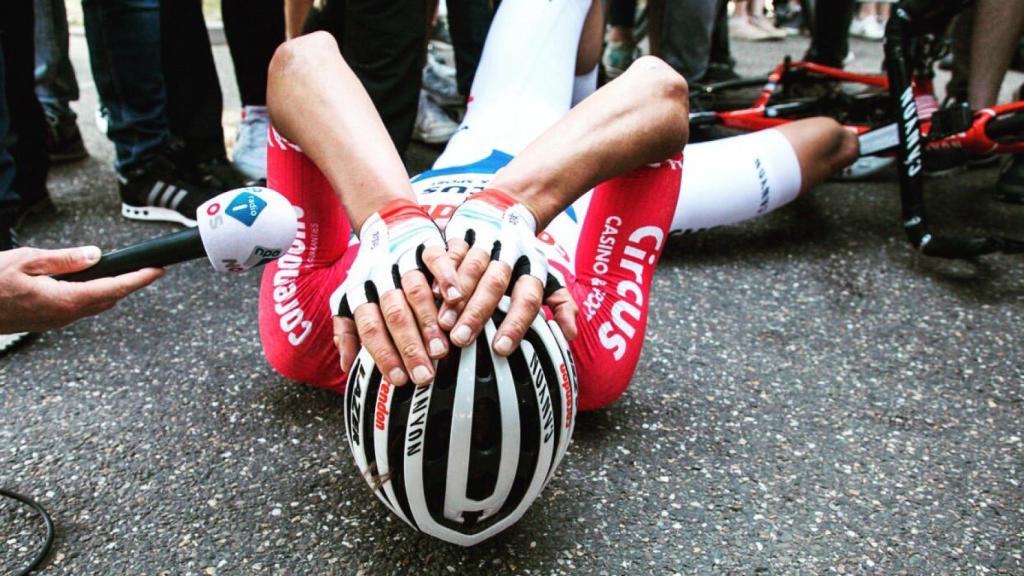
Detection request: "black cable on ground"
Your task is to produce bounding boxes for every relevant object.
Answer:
[0,488,55,576]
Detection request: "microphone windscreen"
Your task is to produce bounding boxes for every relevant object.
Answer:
[197,187,298,273]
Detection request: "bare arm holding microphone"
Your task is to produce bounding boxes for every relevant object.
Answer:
[1,187,297,335]
[0,246,163,334]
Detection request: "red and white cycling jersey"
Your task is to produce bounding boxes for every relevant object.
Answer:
[408,150,583,283]
[258,137,682,411]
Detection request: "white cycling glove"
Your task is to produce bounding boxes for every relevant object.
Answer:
[329,199,446,318]
[444,189,562,296]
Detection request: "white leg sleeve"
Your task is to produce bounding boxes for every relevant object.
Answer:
[671,129,803,234]
[434,0,590,169]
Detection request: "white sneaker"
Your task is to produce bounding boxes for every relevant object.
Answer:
[413,91,459,145]
[862,17,885,40]
[729,17,780,42]
[0,332,30,354]
[834,155,895,180]
[423,54,462,107]
[750,17,788,39]
[233,105,269,181]
[850,17,884,40]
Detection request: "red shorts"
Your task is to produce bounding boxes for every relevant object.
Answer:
[259,139,683,411]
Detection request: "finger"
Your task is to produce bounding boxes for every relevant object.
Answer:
[439,246,492,331]
[421,244,462,305]
[333,316,360,373]
[546,287,579,341]
[401,271,448,360]
[493,275,544,356]
[455,246,493,301]
[21,246,102,276]
[353,304,408,386]
[450,260,511,348]
[445,237,471,268]
[378,289,434,386]
[54,267,165,310]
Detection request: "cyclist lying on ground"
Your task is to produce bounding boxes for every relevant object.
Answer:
[258,0,859,411]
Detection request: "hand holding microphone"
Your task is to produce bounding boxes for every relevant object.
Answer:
[1,188,297,335]
[57,187,298,281]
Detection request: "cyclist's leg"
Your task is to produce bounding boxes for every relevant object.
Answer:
[671,117,857,233]
[258,130,358,392]
[434,0,591,168]
[561,155,684,411]
[968,0,1024,110]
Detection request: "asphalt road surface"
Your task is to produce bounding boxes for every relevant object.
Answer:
[2,29,1022,576]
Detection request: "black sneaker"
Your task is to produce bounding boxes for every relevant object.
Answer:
[118,154,219,227]
[166,142,256,192]
[703,62,741,84]
[191,154,256,190]
[995,154,1024,204]
[43,111,88,163]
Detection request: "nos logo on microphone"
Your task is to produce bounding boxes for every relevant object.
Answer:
[226,191,268,227]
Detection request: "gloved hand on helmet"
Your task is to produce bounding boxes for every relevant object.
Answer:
[439,189,578,356]
[330,198,462,387]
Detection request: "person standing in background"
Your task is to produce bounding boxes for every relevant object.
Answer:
[158,0,253,191]
[804,0,857,67]
[1,0,53,248]
[81,0,254,227]
[286,0,428,158]
[222,0,286,181]
[34,0,89,164]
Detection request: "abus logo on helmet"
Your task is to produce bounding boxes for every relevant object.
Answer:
[598,225,664,360]
[375,380,392,431]
[405,384,432,457]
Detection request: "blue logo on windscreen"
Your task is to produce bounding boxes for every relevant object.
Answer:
[226,191,267,227]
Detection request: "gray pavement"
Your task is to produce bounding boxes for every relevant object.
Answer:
[2,30,1023,576]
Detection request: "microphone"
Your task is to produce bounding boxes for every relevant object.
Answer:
[57,187,299,282]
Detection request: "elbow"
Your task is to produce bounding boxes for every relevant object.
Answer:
[267,32,340,119]
[627,56,690,155]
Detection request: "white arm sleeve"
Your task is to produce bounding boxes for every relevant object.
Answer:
[571,66,599,106]
[672,129,803,234]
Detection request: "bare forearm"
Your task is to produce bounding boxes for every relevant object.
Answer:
[285,0,314,39]
[267,33,414,231]
[490,56,689,229]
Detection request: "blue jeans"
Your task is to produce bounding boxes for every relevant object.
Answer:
[34,0,80,122]
[1,0,50,210]
[82,0,168,172]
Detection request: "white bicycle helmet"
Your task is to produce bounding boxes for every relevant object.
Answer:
[344,299,578,546]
